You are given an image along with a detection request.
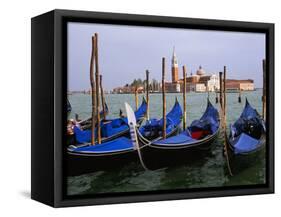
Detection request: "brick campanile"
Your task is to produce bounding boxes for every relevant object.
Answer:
[171,47,179,82]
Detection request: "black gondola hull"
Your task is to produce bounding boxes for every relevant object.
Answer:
[66,150,138,176]
[139,131,219,170]
[226,134,266,173]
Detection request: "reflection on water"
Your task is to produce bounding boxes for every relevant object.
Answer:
[67,89,266,196]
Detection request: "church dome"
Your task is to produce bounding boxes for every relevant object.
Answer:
[196,66,205,76]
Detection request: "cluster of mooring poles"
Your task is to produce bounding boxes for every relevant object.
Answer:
[89,33,107,145]
[88,34,267,173]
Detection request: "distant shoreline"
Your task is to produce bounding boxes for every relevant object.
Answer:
[68,89,261,95]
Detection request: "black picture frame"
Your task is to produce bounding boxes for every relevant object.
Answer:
[31,9,274,207]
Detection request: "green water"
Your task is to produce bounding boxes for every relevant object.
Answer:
[67,90,266,196]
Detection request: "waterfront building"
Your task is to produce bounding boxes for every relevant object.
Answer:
[188,74,200,83]
[164,47,181,93]
[206,74,220,92]
[226,79,254,91]
[111,47,254,94]
[189,83,206,92]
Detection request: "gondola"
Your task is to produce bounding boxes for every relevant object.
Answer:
[135,99,220,170]
[139,98,183,140]
[69,97,147,145]
[66,99,182,176]
[226,98,266,171]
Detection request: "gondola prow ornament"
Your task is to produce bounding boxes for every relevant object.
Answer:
[125,102,148,170]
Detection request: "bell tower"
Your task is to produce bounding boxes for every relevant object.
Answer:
[171,46,179,82]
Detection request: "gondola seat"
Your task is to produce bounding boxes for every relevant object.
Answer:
[191,130,211,140]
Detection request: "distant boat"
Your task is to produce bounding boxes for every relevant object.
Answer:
[226,98,266,171]
[136,99,220,169]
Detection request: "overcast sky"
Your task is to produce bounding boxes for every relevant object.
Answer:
[67,22,265,91]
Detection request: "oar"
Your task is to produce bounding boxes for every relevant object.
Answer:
[125,102,148,170]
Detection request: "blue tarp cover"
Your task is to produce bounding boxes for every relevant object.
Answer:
[74,120,128,144]
[153,131,195,145]
[73,99,147,144]
[188,101,219,134]
[230,99,265,154]
[233,133,259,154]
[72,137,133,153]
[139,100,182,136]
[154,100,219,146]
[135,99,147,120]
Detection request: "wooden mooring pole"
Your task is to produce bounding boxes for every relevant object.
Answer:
[262,59,266,121]
[162,58,167,139]
[223,66,233,176]
[134,86,139,111]
[223,67,227,123]
[182,65,187,131]
[94,33,101,144]
[215,88,218,104]
[100,74,107,120]
[146,70,150,120]
[238,88,242,103]
[90,36,96,146]
[219,72,223,114]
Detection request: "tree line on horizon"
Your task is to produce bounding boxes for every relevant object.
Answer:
[123,78,161,92]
